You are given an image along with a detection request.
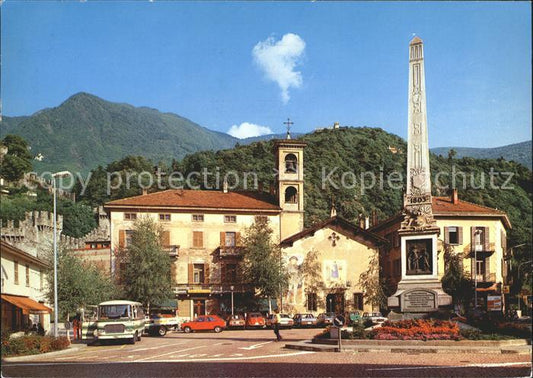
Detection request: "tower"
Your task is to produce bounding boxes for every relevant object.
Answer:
[274,138,306,240]
[387,36,451,314]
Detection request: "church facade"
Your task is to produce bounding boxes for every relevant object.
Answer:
[105,138,384,319]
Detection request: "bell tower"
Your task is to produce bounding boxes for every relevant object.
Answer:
[274,133,306,240]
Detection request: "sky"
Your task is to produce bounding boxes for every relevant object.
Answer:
[1,1,531,148]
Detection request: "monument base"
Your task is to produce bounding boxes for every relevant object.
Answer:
[387,280,452,313]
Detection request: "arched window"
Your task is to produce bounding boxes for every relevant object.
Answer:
[285,186,298,204]
[284,153,298,173]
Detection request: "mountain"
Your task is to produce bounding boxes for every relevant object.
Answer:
[0,93,238,173]
[431,141,532,169]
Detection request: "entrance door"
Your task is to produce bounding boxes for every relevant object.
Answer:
[193,300,206,318]
[326,293,345,314]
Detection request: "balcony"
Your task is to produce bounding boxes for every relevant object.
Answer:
[163,245,179,258]
[172,283,253,295]
[217,246,245,258]
[472,272,496,283]
[466,242,495,258]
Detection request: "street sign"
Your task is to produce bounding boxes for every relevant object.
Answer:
[487,295,502,311]
[333,315,345,327]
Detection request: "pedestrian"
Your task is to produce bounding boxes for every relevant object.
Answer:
[72,313,81,341]
[272,309,282,342]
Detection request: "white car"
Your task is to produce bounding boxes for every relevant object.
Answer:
[362,312,387,325]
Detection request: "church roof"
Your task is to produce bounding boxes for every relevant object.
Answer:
[280,216,389,248]
[105,189,281,213]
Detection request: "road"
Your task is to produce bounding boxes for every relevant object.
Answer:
[2,328,531,377]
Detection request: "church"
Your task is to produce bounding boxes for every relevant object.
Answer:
[105,138,385,320]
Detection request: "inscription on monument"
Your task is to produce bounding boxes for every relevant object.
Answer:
[401,289,437,312]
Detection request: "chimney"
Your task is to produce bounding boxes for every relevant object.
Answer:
[452,188,459,204]
[258,182,264,193]
[269,183,276,196]
[330,206,337,218]
[223,179,228,193]
[142,188,148,196]
[371,210,378,228]
[365,216,370,230]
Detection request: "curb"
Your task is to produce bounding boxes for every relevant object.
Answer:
[285,340,533,355]
[2,343,87,362]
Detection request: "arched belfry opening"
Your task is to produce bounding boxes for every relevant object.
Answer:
[285,186,298,204]
[284,153,298,173]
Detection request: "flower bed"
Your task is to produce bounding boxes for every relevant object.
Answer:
[1,333,70,357]
[371,319,460,341]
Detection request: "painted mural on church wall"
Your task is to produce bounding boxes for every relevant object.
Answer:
[286,254,305,305]
[322,259,347,287]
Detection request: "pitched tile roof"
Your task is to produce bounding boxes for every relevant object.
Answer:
[280,216,389,248]
[104,190,281,212]
[432,196,511,229]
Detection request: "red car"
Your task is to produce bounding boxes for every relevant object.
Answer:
[245,312,266,329]
[181,315,226,333]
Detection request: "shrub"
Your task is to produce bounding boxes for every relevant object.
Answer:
[2,335,70,357]
[371,319,461,341]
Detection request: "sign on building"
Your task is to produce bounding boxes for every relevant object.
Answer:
[487,295,502,312]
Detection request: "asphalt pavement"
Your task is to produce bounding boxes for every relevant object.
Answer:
[2,328,531,377]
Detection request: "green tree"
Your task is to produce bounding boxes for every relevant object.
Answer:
[116,216,173,310]
[357,250,387,310]
[58,200,97,238]
[240,216,287,301]
[0,135,33,182]
[45,245,117,319]
[441,244,474,312]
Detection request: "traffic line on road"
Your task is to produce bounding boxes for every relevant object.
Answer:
[134,343,181,352]
[134,345,206,362]
[239,341,273,350]
[3,351,315,367]
[367,361,532,371]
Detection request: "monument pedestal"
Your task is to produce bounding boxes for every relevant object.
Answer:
[387,231,452,313]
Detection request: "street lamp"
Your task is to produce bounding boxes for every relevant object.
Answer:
[52,171,71,337]
[230,285,234,316]
[473,229,483,309]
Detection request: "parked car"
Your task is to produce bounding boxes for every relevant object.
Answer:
[293,313,318,327]
[362,312,387,325]
[245,312,266,328]
[144,311,179,337]
[226,314,245,329]
[266,313,294,328]
[181,315,226,333]
[316,312,336,327]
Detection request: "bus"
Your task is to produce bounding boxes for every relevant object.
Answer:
[82,300,145,344]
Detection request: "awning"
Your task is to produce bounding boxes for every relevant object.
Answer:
[1,294,52,314]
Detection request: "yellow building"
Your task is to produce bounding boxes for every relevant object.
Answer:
[370,189,511,309]
[280,216,387,315]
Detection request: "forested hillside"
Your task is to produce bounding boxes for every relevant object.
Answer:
[74,127,531,253]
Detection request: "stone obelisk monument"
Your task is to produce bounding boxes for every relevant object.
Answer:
[388,37,452,315]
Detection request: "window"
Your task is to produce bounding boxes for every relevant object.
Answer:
[284,186,298,204]
[224,215,236,223]
[192,214,204,222]
[193,231,204,248]
[306,293,317,312]
[193,264,205,284]
[25,265,30,287]
[475,258,486,279]
[225,232,236,247]
[124,213,137,221]
[353,293,364,311]
[445,226,462,245]
[284,153,298,173]
[14,261,19,285]
[125,230,134,247]
[159,213,171,221]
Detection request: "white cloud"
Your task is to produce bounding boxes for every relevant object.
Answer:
[252,33,306,104]
[228,122,273,139]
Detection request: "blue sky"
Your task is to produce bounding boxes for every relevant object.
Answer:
[1,1,531,148]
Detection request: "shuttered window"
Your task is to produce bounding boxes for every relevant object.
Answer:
[160,231,170,247]
[193,231,203,248]
[14,261,19,285]
[444,226,463,245]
